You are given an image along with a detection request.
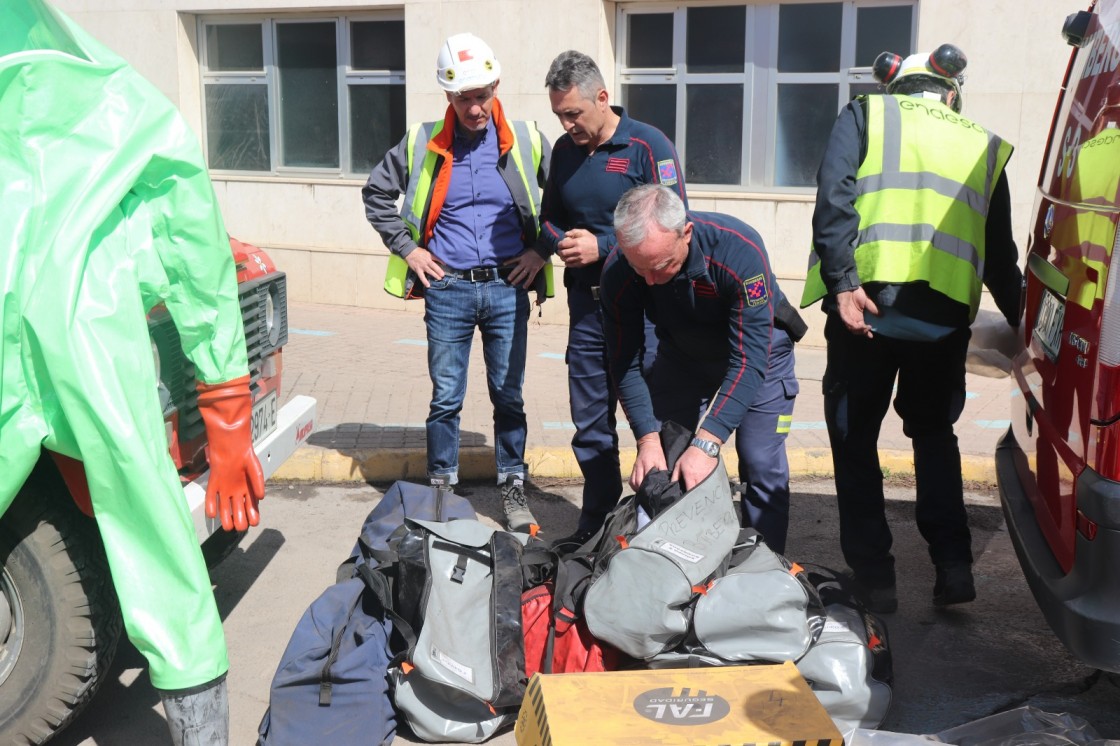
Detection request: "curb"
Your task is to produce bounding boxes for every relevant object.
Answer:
[272,444,998,486]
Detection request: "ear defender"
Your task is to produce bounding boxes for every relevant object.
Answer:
[873,52,903,85]
[929,43,967,79]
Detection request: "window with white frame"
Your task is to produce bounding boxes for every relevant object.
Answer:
[618,1,915,190]
[200,14,406,177]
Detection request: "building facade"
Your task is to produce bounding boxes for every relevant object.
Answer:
[53,0,1085,330]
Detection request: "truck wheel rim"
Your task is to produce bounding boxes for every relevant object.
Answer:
[0,568,25,686]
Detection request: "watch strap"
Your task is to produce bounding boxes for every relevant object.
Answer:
[690,437,720,458]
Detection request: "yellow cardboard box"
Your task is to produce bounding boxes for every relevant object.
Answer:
[514,661,843,746]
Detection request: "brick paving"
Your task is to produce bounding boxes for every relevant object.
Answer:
[278,301,1015,483]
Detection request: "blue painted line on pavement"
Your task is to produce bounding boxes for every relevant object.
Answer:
[974,419,1011,429]
[966,391,979,399]
[395,339,428,346]
[537,352,565,360]
[289,328,335,336]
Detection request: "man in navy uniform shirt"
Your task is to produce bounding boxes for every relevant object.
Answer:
[602,184,805,553]
[540,51,686,539]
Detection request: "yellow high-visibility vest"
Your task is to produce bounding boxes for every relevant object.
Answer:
[384,117,550,298]
[802,94,1013,322]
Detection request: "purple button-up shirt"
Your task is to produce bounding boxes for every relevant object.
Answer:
[428,118,523,269]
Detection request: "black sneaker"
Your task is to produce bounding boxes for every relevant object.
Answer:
[501,476,538,533]
[933,562,976,607]
[841,569,898,614]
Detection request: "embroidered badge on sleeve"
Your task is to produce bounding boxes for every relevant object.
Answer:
[657,159,678,186]
[743,274,769,307]
[606,157,629,174]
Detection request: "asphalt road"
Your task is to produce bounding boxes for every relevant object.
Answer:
[53,478,1120,745]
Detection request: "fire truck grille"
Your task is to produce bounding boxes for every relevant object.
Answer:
[147,272,289,446]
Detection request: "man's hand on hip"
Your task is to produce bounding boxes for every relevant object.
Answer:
[557,228,600,268]
[404,248,445,288]
[836,287,879,338]
[505,250,545,289]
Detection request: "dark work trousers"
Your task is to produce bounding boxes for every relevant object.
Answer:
[822,312,973,587]
[647,328,798,554]
[567,285,657,533]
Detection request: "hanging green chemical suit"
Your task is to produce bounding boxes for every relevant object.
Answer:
[0,1,253,691]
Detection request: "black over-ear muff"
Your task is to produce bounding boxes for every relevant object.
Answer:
[873,52,903,85]
[929,43,967,79]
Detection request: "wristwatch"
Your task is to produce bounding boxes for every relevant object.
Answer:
[689,437,720,458]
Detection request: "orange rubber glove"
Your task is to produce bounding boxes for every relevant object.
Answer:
[196,375,266,532]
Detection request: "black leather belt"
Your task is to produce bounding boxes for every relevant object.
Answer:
[443,265,515,282]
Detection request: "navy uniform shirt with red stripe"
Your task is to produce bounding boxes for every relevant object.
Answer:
[601,211,786,442]
[539,106,686,288]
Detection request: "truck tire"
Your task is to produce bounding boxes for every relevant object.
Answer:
[0,462,122,745]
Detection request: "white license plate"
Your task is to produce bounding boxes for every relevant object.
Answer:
[1033,289,1065,362]
[251,391,279,443]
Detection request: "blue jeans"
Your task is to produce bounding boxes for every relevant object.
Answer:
[423,274,530,485]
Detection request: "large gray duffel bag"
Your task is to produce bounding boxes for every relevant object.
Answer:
[583,457,739,660]
[797,566,893,731]
[691,528,823,662]
[390,518,530,742]
[390,669,515,744]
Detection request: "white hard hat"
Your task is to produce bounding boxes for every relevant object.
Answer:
[436,33,501,94]
[874,44,967,113]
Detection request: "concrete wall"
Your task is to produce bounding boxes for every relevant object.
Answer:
[51,0,1088,330]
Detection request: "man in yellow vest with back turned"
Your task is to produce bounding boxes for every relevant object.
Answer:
[362,33,550,532]
[802,45,1023,613]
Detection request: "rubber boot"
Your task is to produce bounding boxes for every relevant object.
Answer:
[158,675,230,746]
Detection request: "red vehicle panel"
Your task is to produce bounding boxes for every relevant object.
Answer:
[998,0,1120,672]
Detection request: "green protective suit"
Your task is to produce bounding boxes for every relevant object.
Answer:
[0,1,247,689]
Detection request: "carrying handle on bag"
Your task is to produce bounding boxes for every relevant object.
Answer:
[355,561,418,666]
[319,587,365,706]
[541,552,570,675]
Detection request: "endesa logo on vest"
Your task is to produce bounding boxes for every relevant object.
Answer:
[897,98,985,133]
[634,687,731,725]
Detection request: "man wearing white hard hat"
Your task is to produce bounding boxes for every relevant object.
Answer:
[801,45,1023,613]
[363,33,550,533]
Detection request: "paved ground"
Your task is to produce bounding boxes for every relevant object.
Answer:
[275,301,1019,485]
[55,480,1120,745]
[51,301,1120,746]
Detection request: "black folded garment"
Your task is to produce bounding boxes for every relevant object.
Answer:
[635,420,694,518]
